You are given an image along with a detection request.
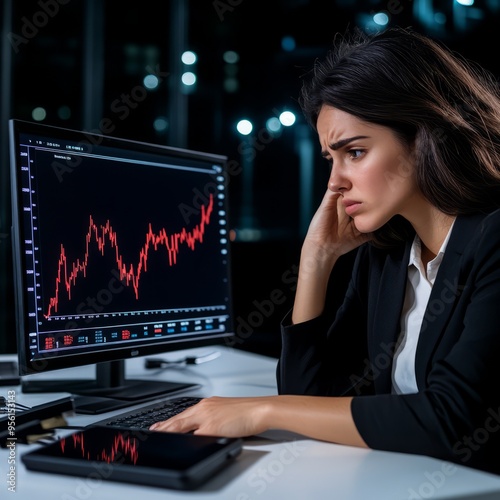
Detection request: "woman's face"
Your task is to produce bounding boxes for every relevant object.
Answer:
[316,105,423,233]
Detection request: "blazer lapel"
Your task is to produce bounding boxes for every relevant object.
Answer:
[371,243,410,393]
[414,214,485,389]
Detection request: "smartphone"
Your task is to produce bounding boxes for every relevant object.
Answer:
[21,426,242,490]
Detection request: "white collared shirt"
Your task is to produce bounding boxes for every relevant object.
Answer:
[391,222,455,394]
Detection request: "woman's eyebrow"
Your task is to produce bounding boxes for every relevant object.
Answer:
[321,135,369,156]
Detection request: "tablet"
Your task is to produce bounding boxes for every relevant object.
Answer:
[21,426,242,490]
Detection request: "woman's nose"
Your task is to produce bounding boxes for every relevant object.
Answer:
[328,167,350,193]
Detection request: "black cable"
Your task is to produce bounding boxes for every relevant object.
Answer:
[0,395,31,412]
[144,350,221,369]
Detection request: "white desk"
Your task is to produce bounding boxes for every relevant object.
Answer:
[2,346,500,500]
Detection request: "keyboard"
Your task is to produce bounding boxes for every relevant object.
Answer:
[91,396,203,430]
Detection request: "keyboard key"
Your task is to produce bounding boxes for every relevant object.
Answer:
[91,396,202,430]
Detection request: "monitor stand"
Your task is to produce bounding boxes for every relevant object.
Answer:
[21,360,198,414]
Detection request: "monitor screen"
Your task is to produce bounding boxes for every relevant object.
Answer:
[9,119,234,411]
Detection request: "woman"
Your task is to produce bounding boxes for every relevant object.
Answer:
[150,27,500,474]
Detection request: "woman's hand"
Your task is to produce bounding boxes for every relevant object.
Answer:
[291,189,372,324]
[149,395,367,449]
[149,396,270,438]
[304,189,371,260]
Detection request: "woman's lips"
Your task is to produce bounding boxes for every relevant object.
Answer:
[343,200,362,216]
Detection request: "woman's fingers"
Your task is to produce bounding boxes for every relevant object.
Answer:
[149,397,268,438]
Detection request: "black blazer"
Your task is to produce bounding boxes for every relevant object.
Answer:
[277,209,500,474]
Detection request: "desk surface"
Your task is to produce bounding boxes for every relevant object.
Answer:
[2,346,500,500]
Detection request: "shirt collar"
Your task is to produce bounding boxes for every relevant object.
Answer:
[408,219,456,283]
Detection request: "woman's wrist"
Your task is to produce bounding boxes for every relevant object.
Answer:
[299,242,338,278]
[258,396,287,432]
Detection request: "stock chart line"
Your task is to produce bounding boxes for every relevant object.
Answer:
[61,432,140,464]
[44,194,214,318]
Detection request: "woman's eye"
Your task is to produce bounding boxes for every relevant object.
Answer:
[348,149,364,160]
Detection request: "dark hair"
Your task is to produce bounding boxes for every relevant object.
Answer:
[299,27,500,246]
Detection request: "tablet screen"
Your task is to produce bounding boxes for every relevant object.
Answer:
[48,427,237,469]
[22,426,242,489]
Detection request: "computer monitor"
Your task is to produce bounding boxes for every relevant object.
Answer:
[9,119,234,411]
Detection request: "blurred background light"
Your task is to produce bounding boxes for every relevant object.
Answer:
[181,50,197,65]
[279,111,296,127]
[57,105,71,120]
[223,50,239,64]
[143,74,159,89]
[236,119,253,135]
[281,35,296,51]
[153,117,169,132]
[373,12,389,25]
[223,78,239,93]
[32,107,47,121]
[266,117,282,134]
[181,71,196,86]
